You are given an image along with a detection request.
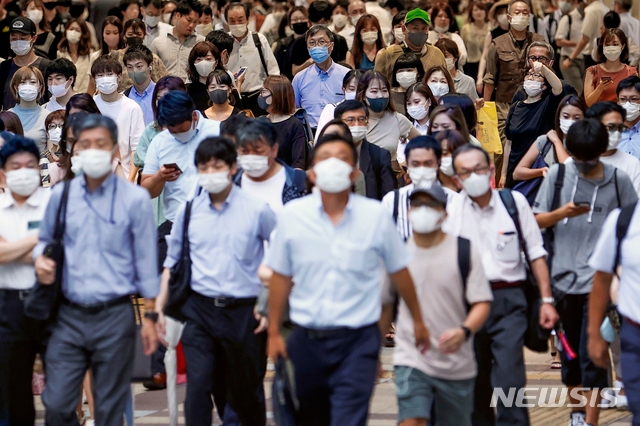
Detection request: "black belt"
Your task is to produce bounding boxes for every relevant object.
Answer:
[490,280,523,290]
[294,323,375,340]
[62,295,132,314]
[193,292,256,308]
[0,288,31,301]
[626,317,640,329]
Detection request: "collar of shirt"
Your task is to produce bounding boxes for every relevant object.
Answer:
[466,188,497,213]
[133,80,156,98]
[311,191,355,223]
[0,186,47,210]
[205,183,238,212]
[80,171,116,196]
[167,31,197,44]
[233,32,252,47]
[313,61,336,80]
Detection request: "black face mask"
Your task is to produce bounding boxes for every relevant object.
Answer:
[44,1,58,10]
[69,4,85,18]
[209,89,228,105]
[292,22,308,35]
[125,37,144,47]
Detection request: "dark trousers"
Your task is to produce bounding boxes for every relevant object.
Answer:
[472,287,529,426]
[152,220,174,375]
[181,293,267,426]
[621,320,640,426]
[43,300,136,426]
[0,290,47,426]
[287,323,380,426]
[241,90,267,117]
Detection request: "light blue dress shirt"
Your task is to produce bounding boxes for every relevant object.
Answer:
[164,185,276,298]
[619,121,640,160]
[34,173,159,305]
[292,61,349,128]
[142,112,220,222]
[267,192,410,329]
[128,80,156,126]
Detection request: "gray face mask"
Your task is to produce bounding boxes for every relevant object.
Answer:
[128,70,148,85]
[406,30,428,47]
[574,158,599,175]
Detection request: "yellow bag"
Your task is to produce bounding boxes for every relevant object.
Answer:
[476,101,503,155]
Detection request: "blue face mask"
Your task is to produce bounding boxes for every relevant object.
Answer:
[309,46,330,63]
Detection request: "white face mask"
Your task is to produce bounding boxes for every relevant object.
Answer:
[199,171,230,194]
[70,156,82,174]
[620,101,640,121]
[238,154,270,178]
[396,71,417,89]
[145,14,162,28]
[361,31,378,45]
[349,125,367,142]
[172,119,197,143]
[5,168,40,197]
[229,23,248,37]
[49,80,70,98]
[440,156,454,176]
[333,14,348,28]
[445,57,455,70]
[313,157,353,193]
[523,80,544,97]
[26,9,43,25]
[428,82,449,98]
[462,172,491,197]
[18,84,39,102]
[559,118,575,135]
[350,14,363,27]
[409,205,444,233]
[497,14,509,27]
[408,166,438,188]
[434,24,449,34]
[48,127,62,143]
[509,15,529,31]
[344,91,356,100]
[603,45,622,62]
[66,29,81,44]
[11,40,31,56]
[78,149,113,179]
[559,0,572,12]
[195,23,213,36]
[95,76,118,95]
[163,13,172,23]
[394,28,405,43]
[608,130,621,150]
[195,59,216,77]
[407,104,428,121]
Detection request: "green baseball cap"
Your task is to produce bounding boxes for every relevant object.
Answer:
[405,8,431,26]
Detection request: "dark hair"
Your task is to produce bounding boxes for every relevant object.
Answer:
[356,70,395,113]
[143,0,163,8]
[224,2,248,20]
[308,1,332,23]
[585,100,626,122]
[351,15,385,69]
[616,0,632,11]
[439,93,477,131]
[176,0,203,17]
[236,118,277,148]
[404,135,442,162]
[101,16,125,55]
[424,65,456,95]
[391,52,425,87]
[317,118,353,141]
[343,69,364,90]
[206,30,235,55]
[597,28,629,64]
[187,41,222,82]
[452,143,490,173]
[431,2,455,28]
[0,112,24,135]
[428,105,470,141]
[405,82,437,119]
[22,0,50,32]
[91,55,123,77]
[434,129,468,156]
[0,133,40,168]
[386,0,404,12]
[73,114,119,148]
[152,76,187,127]
[603,11,621,29]
[123,43,154,66]
[58,19,92,56]
[434,37,459,68]
[195,136,237,167]
[120,0,141,13]
[332,0,349,13]
[60,112,89,161]
[314,133,358,165]
[556,95,588,138]
[220,114,252,139]
[334,99,369,118]
[45,58,78,88]
[306,24,334,43]
[123,17,146,40]
[157,91,196,127]
[565,118,609,161]
[263,75,296,115]
[45,110,66,133]
[203,6,213,16]
[616,75,640,96]
[392,10,407,27]
[467,1,488,23]
[66,93,101,115]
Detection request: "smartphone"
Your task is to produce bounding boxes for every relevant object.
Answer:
[600,76,612,84]
[235,66,248,79]
[163,163,181,172]
[574,201,591,208]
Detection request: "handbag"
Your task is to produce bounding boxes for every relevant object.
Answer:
[513,139,556,205]
[132,297,153,381]
[164,199,194,321]
[24,180,71,321]
[476,101,503,155]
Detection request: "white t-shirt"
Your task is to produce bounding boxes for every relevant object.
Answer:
[600,149,640,196]
[241,165,286,215]
[44,97,65,112]
[94,95,145,177]
[581,0,609,51]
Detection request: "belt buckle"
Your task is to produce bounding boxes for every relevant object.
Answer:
[214,297,228,308]
[18,290,30,301]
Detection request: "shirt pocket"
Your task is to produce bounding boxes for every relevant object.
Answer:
[495,231,521,263]
[233,232,257,264]
[336,243,377,274]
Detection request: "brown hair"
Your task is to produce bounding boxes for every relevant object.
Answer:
[424,65,456,95]
[428,105,470,142]
[263,75,296,115]
[45,110,66,130]
[405,82,437,119]
[431,2,455,27]
[434,128,468,156]
[187,41,222,82]
[434,38,460,68]
[356,70,395,113]
[555,95,587,139]
[467,1,488,23]
[10,66,45,101]
[597,28,629,64]
[350,14,385,70]
[101,16,124,54]
[0,111,24,135]
[58,19,93,56]
[22,0,51,31]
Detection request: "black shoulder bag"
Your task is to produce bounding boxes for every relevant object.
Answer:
[164,200,194,321]
[24,180,71,321]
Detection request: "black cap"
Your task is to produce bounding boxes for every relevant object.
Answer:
[10,17,36,35]
[409,184,448,206]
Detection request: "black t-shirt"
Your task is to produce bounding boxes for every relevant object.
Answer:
[491,26,508,41]
[0,11,19,60]
[188,80,210,113]
[1,56,51,110]
[290,31,348,70]
[273,116,308,169]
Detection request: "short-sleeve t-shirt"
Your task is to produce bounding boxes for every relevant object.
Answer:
[366,111,413,162]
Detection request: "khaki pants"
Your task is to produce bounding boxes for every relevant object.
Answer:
[560,56,585,97]
[494,101,510,182]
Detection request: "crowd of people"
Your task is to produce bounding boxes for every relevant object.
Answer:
[0,0,640,425]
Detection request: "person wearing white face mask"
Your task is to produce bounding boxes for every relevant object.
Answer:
[43,58,77,112]
[389,52,424,116]
[186,40,230,112]
[427,2,468,68]
[345,14,384,71]
[142,0,174,49]
[7,66,50,154]
[445,144,558,426]
[267,133,429,426]
[56,19,93,94]
[153,136,276,426]
[502,60,564,188]
[618,76,640,162]
[195,6,214,36]
[328,0,355,49]
[555,0,587,96]
[91,56,146,182]
[41,110,66,187]
[0,134,50,426]
[382,184,492,426]
[435,37,479,101]
[404,83,436,136]
[21,0,57,60]
[34,114,160,426]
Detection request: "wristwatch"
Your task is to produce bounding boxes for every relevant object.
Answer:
[461,325,472,341]
[541,297,556,306]
[144,312,159,323]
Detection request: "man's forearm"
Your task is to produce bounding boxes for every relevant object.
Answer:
[141,174,165,198]
[155,268,171,311]
[390,268,422,325]
[535,209,566,229]
[379,304,394,339]
[483,83,495,100]
[587,271,613,338]
[0,235,37,264]
[569,36,589,60]
[267,272,293,335]
[531,256,552,298]
[464,301,491,333]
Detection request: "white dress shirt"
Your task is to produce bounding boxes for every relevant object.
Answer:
[443,189,547,282]
[619,11,640,47]
[227,31,280,93]
[0,188,50,290]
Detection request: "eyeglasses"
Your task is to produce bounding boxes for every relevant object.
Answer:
[343,116,368,126]
[528,55,549,63]
[456,165,490,180]
[524,73,544,80]
[619,97,640,104]
[47,123,63,131]
[307,38,330,48]
[606,124,628,132]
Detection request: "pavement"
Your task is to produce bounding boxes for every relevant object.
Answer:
[33,347,634,425]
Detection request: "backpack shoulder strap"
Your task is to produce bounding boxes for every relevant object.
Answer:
[551,163,565,211]
[53,180,71,240]
[499,189,533,267]
[614,168,621,208]
[615,202,637,271]
[252,32,269,77]
[392,188,400,224]
[457,236,471,293]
